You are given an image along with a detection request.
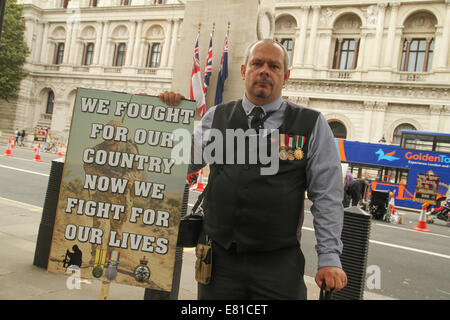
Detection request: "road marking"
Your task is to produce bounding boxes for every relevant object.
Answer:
[369,240,450,260]
[0,155,52,164]
[0,196,42,211]
[0,164,49,176]
[374,223,450,239]
[300,225,450,260]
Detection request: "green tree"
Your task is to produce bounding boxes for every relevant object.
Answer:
[0,0,29,101]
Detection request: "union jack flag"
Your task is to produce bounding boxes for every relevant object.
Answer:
[203,33,213,97]
[190,33,206,117]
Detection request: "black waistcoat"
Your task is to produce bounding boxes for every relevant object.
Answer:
[203,99,320,252]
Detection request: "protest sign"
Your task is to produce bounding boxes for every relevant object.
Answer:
[47,88,195,291]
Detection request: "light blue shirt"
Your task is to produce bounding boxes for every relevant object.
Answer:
[190,94,344,269]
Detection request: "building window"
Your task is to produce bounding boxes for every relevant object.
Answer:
[281,39,293,63]
[62,0,70,8]
[113,43,126,67]
[54,43,65,65]
[82,43,94,66]
[332,39,359,70]
[146,43,161,68]
[90,0,98,7]
[46,91,55,114]
[393,123,416,145]
[400,38,434,72]
[328,120,347,139]
[154,0,163,4]
[121,0,131,5]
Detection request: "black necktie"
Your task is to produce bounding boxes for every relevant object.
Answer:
[250,107,266,130]
[250,107,274,130]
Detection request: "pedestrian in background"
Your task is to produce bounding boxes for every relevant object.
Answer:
[345,178,369,206]
[344,168,354,191]
[20,130,26,146]
[14,128,20,146]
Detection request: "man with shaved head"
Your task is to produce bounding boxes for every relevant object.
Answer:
[160,39,346,300]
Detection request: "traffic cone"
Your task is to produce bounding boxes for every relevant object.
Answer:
[10,138,15,149]
[57,144,63,157]
[389,192,401,224]
[195,169,205,192]
[32,143,38,153]
[33,144,42,162]
[4,142,13,156]
[413,204,430,232]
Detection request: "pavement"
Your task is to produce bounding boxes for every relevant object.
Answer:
[0,194,402,300]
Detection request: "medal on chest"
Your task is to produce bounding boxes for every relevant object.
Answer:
[279,134,306,161]
[294,135,305,160]
[279,134,288,160]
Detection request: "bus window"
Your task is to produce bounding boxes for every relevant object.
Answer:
[346,163,408,185]
[436,140,450,153]
[401,130,450,152]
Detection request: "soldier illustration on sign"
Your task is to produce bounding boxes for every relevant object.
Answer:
[63,245,83,269]
[83,120,145,270]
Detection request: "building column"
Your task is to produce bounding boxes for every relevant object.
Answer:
[438,0,450,69]
[132,19,144,67]
[440,105,450,132]
[429,105,443,132]
[64,22,74,64]
[33,22,44,63]
[68,23,80,65]
[125,20,137,66]
[372,3,386,67]
[99,21,110,66]
[371,102,387,143]
[93,21,104,65]
[384,2,400,68]
[357,32,368,70]
[168,18,180,68]
[362,101,375,142]
[391,26,402,70]
[161,19,173,67]
[295,5,309,66]
[50,99,67,133]
[40,22,50,64]
[306,5,320,66]
[24,18,36,63]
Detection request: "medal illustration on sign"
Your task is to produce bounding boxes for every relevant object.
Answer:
[92,248,107,278]
[134,256,151,282]
[105,251,120,281]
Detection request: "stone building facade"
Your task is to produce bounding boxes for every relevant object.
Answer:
[1,0,449,145]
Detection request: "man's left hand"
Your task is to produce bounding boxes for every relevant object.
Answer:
[315,266,347,292]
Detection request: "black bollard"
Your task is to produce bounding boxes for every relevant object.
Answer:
[332,206,372,300]
[33,158,65,268]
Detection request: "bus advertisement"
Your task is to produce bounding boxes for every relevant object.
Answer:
[335,138,450,210]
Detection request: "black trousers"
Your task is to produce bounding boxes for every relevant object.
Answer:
[198,242,307,300]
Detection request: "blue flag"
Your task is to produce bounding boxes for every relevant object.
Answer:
[214,34,228,105]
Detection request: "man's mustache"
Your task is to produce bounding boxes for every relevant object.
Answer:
[254,77,272,86]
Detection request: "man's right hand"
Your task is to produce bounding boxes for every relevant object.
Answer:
[158,91,185,106]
